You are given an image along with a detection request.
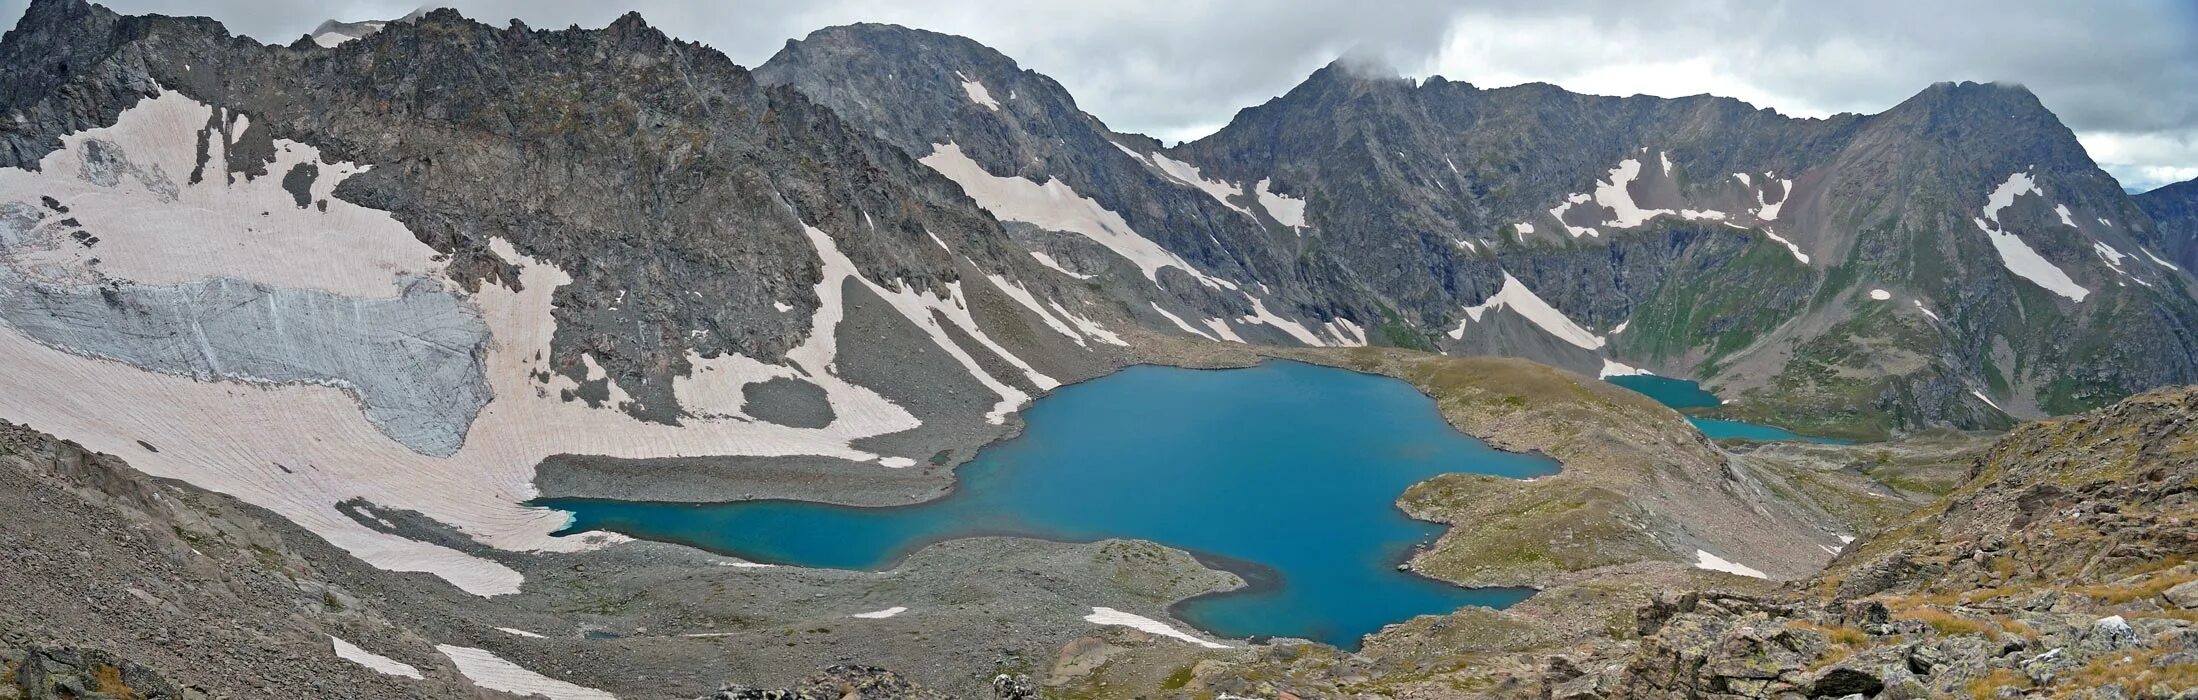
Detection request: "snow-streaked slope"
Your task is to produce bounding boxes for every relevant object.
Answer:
[1147,152,1254,217]
[1448,272,1607,350]
[987,274,1087,345]
[921,143,1228,288]
[801,225,1054,422]
[1150,301,1218,341]
[1975,171,2089,302]
[1238,293,1326,346]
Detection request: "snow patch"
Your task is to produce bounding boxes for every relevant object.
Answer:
[1609,320,1630,335]
[1975,217,2088,301]
[1599,359,1652,378]
[1913,300,1941,321]
[330,636,421,679]
[1252,178,1308,228]
[1513,222,1534,235]
[2143,248,2182,271]
[1693,550,1768,579]
[2095,241,2150,286]
[1752,177,1792,221]
[1549,193,1599,238]
[954,71,1001,111]
[1868,289,1891,301]
[438,645,617,700]
[1084,607,1228,648]
[2054,204,2078,228]
[1449,273,1606,350]
[1971,390,2004,412]
[851,606,908,619]
[1974,172,2088,302]
[495,627,546,638]
[1591,158,1662,228]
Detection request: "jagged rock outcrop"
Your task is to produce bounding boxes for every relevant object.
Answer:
[1,645,199,700]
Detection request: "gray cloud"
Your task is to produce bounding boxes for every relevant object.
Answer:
[5,0,2195,189]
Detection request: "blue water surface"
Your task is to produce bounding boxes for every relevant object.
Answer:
[1604,374,1851,444]
[540,360,1557,648]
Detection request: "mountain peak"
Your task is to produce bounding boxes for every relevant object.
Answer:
[607,10,651,33]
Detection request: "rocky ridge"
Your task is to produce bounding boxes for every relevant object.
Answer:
[759,25,2198,438]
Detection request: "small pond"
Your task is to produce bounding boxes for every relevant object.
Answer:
[1603,374,1853,444]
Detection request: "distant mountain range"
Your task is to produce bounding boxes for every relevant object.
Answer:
[2,0,2192,465]
[759,23,2198,438]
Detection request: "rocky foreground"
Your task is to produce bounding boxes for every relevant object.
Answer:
[1193,385,2198,699]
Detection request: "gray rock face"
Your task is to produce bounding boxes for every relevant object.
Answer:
[2137,176,2198,269]
[0,272,489,456]
[3,645,195,699]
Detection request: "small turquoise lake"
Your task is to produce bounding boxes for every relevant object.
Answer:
[541,360,1557,648]
[1603,375,1852,444]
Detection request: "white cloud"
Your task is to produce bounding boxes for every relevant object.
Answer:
[2077,131,2198,192]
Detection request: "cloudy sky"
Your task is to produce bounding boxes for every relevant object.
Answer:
[10,0,2197,191]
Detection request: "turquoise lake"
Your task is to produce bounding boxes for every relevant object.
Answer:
[541,360,1557,648]
[1603,375,1852,444]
